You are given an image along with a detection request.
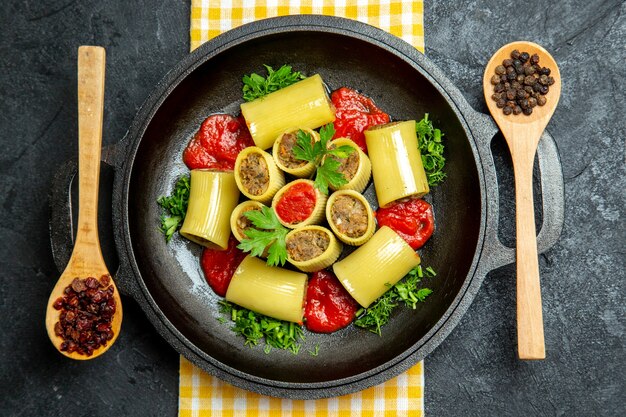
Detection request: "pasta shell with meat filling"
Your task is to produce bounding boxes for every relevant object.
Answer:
[285,225,342,272]
[272,128,320,178]
[229,200,266,243]
[326,190,376,246]
[272,179,327,229]
[327,138,372,193]
[234,147,285,204]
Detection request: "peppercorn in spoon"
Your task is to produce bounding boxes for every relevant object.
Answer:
[45,46,123,359]
[483,41,561,360]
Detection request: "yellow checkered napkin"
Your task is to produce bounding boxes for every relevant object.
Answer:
[183,1,425,416]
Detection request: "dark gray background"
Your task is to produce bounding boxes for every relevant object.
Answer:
[1,0,624,416]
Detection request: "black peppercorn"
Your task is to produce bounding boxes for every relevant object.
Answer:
[503,58,514,67]
[539,85,549,95]
[511,49,520,59]
[530,54,540,65]
[511,81,521,90]
[523,107,533,115]
[524,65,536,76]
[516,74,525,83]
[494,83,505,93]
[507,72,517,80]
[539,74,549,85]
[533,83,542,92]
[491,74,500,85]
[519,52,530,63]
[496,99,506,108]
[537,95,547,106]
[500,74,508,83]
[525,85,534,94]
[513,106,523,115]
[524,75,536,86]
[540,67,551,75]
[515,64,524,75]
[528,97,537,108]
[506,66,516,75]
[503,106,513,115]
[495,65,506,75]
[547,76,555,86]
[520,98,529,108]
[506,89,516,100]
[506,100,516,108]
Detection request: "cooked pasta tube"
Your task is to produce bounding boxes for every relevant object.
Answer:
[326,190,375,246]
[333,226,421,308]
[327,138,371,193]
[180,170,240,250]
[285,226,342,272]
[225,256,307,323]
[272,179,327,229]
[272,128,320,178]
[230,200,266,242]
[364,121,430,208]
[234,147,285,204]
[240,74,335,149]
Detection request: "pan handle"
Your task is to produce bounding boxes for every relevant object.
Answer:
[49,139,140,297]
[468,110,565,276]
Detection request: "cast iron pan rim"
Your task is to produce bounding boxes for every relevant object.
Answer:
[117,15,489,395]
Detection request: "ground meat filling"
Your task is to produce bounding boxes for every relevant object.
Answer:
[240,153,269,195]
[278,132,308,168]
[236,207,262,238]
[287,230,330,262]
[335,149,359,180]
[330,195,368,238]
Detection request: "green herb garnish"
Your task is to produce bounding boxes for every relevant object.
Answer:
[219,301,304,354]
[237,206,289,267]
[292,123,355,194]
[415,114,446,187]
[354,265,435,335]
[157,175,190,242]
[242,64,306,102]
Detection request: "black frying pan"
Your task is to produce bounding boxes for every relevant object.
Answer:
[50,16,564,398]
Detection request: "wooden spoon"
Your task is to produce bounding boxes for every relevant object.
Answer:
[483,41,561,360]
[45,46,122,359]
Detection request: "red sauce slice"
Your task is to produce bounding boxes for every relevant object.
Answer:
[331,87,390,153]
[375,198,435,250]
[275,182,317,225]
[200,235,246,297]
[183,114,254,170]
[304,270,358,333]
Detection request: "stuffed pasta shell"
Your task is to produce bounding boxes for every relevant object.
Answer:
[333,226,421,307]
[365,120,430,207]
[272,128,320,177]
[225,256,307,323]
[229,200,266,243]
[240,74,335,149]
[272,179,327,229]
[327,138,371,193]
[326,190,375,246]
[285,226,342,272]
[180,170,240,250]
[234,147,285,204]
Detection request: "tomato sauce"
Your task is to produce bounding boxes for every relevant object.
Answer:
[304,270,358,333]
[200,235,247,297]
[274,182,316,224]
[331,87,390,153]
[183,114,254,170]
[375,198,435,250]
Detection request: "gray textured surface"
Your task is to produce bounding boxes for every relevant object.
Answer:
[0,0,624,416]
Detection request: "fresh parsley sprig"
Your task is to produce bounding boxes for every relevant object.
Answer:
[157,175,190,242]
[354,265,435,335]
[292,123,355,194]
[219,301,305,354]
[242,64,306,102]
[236,206,289,267]
[415,114,446,187]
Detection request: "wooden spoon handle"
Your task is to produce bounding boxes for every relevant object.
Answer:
[512,150,546,360]
[75,46,106,252]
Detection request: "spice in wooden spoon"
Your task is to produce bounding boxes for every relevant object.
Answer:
[45,46,123,359]
[483,41,561,360]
